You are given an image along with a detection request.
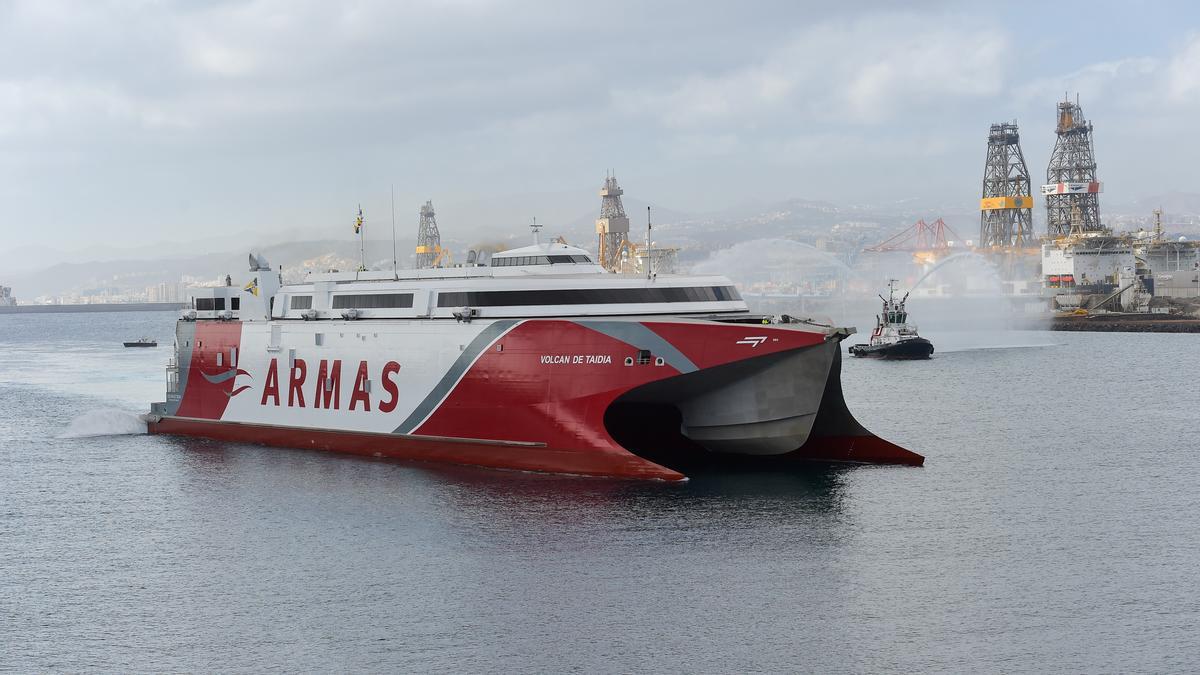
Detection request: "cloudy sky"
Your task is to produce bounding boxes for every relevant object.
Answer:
[2,0,1199,254]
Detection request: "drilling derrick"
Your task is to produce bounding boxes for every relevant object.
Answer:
[1044,97,1103,236]
[415,200,444,268]
[980,122,1034,248]
[595,175,630,271]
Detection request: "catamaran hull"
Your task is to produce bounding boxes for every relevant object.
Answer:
[147,317,921,480]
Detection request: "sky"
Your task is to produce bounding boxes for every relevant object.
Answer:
[2,0,1200,256]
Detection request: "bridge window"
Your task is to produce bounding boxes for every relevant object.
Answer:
[492,254,591,267]
[290,295,313,310]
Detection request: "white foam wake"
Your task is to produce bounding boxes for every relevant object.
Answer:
[59,408,148,438]
[935,342,1063,353]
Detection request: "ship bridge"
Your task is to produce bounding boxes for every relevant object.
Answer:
[487,241,605,275]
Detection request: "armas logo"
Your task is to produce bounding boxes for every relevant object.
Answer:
[200,366,253,398]
[252,358,404,412]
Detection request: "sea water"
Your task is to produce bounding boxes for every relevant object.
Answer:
[1,311,1198,672]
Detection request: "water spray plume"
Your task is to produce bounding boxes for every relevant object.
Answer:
[59,408,147,438]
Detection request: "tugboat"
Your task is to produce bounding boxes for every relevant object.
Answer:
[123,337,157,348]
[849,280,934,360]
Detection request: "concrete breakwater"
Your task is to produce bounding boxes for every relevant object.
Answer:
[1049,314,1200,333]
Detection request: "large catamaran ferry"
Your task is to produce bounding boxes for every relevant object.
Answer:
[147,236,921,481]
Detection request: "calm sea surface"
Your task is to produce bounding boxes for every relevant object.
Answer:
[1,311,1198,672]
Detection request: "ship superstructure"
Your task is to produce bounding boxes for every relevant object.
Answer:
[147,234,921,479]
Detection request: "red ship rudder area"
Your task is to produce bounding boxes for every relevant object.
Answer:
[412,320,689,481]
[174,321,246,421]
[790,347,923,466]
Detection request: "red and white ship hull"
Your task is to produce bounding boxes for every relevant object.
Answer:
[148,316,921,480]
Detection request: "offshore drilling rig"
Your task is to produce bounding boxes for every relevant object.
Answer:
[1044,97,1103,236]
[595,174,631,270]
[1036,95,1200,310]
[415,200,445,268]
[593,174,678,274]
[979,122,1035,248]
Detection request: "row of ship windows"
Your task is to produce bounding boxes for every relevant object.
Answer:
[332,293,414,309]
[290,294,413,310]
[436,286,742,307]
[194,297,241,311]
[284,286,743,311]
[490,254,592,266]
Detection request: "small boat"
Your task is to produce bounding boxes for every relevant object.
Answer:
[849,280,934,360]
[123,337,157,348]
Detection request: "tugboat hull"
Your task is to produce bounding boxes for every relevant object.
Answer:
[849,337,933,360]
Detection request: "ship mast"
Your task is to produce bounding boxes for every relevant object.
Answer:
[355,204,366,273]
[645,206,652,280]
[390,186,399,279]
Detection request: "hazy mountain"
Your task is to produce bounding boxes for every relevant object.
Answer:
[7,238,412,299]
[12,190,1200,300]
[1131,192,1200,215]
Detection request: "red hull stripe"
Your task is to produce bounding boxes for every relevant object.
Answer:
[643,321,826,370]
[148,416,687,481]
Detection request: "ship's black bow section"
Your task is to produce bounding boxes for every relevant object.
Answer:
[604,346,923,473]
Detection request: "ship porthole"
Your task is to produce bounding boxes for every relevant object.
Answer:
[624,356,634,366]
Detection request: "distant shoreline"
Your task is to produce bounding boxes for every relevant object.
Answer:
[0,302,185,315]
